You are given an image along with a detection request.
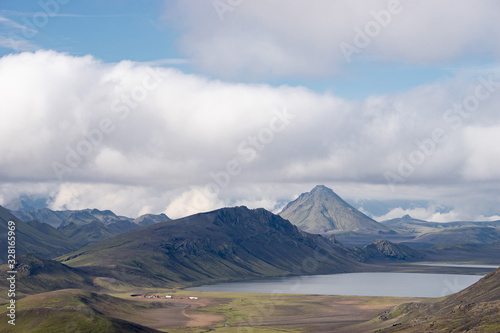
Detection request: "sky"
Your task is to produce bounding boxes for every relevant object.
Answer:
[0,0,499,222]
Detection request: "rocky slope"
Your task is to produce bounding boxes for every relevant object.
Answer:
[279,185,393,235]
[58,206,363,287]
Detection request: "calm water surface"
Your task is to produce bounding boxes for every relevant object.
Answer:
[412,263,499,269]
[187,272,484,298]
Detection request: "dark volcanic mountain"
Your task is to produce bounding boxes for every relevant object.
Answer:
[377,267,500,332]
[279,185,393,235]
[59,206,362,287]
[352,239,426,263]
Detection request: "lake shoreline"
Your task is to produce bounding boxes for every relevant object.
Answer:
[186,269,488,298]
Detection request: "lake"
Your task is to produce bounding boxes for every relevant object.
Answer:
[411,263,500,269]
[187,272,484,298]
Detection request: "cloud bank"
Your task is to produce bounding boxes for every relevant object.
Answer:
[166,0,500,79]
[0,50,499,220]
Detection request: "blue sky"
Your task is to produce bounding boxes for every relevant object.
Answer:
[2,0,493,99]
[0,1,181,62]
[1,0,500,221]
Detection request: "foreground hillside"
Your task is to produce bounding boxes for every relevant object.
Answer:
[0,289,161,332]
[366,267,500,332]
[59,206,362,287]
[0,254,96,301]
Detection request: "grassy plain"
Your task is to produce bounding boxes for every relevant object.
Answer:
[107,289,427,332]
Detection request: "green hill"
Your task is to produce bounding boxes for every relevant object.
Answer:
[0,289,161,333]
[58,206,362,288]
[0,254,95,301]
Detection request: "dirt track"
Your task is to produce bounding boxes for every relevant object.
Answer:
[124,296,227,329]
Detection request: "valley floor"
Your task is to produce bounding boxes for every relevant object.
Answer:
[110,290,427,332]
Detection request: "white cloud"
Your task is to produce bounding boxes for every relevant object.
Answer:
[0,51,499,220]
[167,0,500,79]
[373,206,461,223]
[165,187,225,219]
[462,126,500,180]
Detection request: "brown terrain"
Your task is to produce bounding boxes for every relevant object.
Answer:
[126,295,228,329]
[117,292,426,332]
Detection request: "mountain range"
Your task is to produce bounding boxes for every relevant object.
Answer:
[11,207,170,229]
[2,189,499,332]
[0,205,171,261]
[58,206,363,288]
[0,206,77,261]
[384,214,500,248]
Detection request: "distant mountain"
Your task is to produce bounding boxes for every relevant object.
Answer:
[3,194,48,211]
[57,212,170,247]
[0,206,77,262]
[352,239,426,263]
[377,267,500,332]
[58,220,138,248]
[411,226,500,245]
[133,213,170,226]
[12,207,169,229]
[10,207,170,250]
[279,185,394,235]
[384,215,500,235]
[12,208,70,228]
[59,206,362,288]
[60,208,133,227]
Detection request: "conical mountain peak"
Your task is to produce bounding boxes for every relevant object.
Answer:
[280,185,391,235]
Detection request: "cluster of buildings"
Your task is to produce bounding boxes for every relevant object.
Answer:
[139,294,198,300]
